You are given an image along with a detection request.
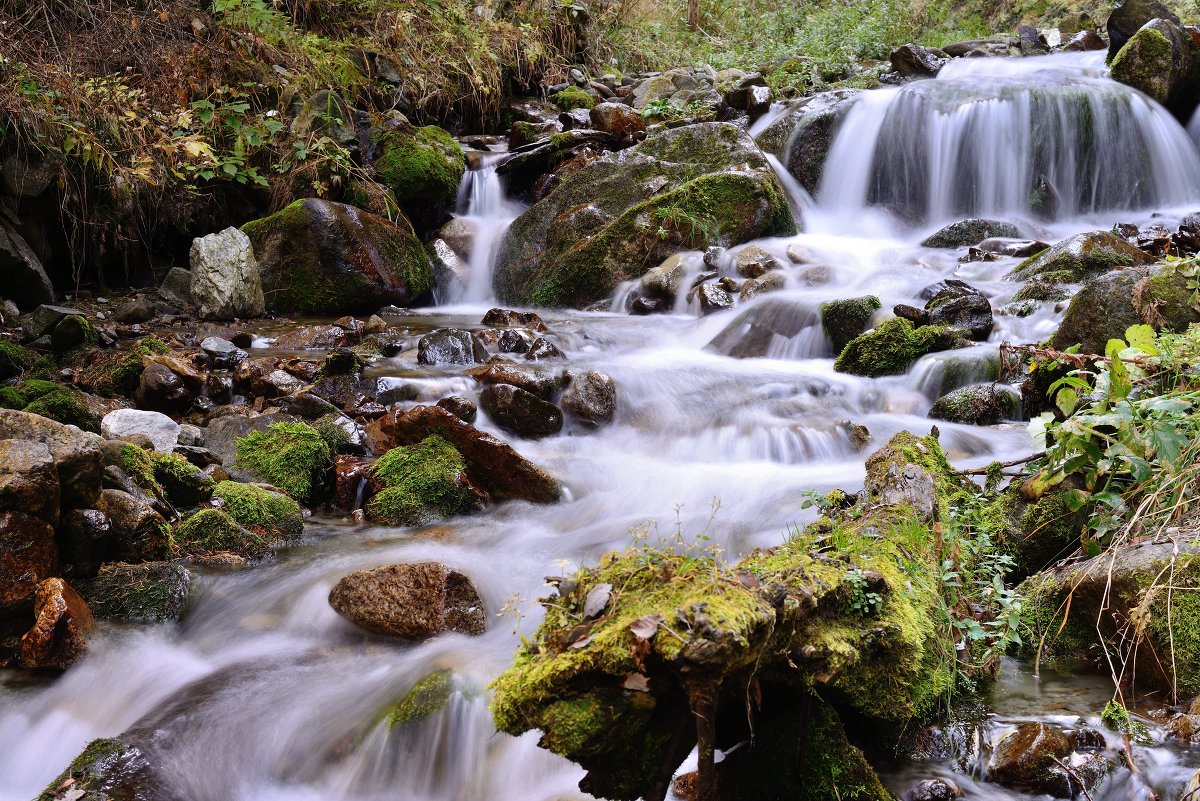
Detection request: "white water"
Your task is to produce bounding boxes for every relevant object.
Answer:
[5,52,1200,801]
[454,151,525,304]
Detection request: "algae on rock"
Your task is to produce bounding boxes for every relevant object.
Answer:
[834,317,968,377]
[234,421,333,504]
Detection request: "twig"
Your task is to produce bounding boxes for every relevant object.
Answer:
[954,452,1045,476]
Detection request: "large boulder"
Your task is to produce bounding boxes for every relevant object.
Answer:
[328,562,486,638]
[241,199,432,315]
[1110,18,1200,122]
[0,439,59,524]
[1007,231,1152,284]
[0,409,103,508]
[364,404,560,503]
[1107,0,1180,61]
[0,219,55,310]
[417,329,489,366]
[1049,264,1200,353]
[371,122,466,231]
[921,218,1021,248]
[189,227,266,320]
[20,577,94,671]
[80,562,192,622]
[101,409,181,454]
[493,123,796,308]
[479,384,564,438]
[754,89,862,193]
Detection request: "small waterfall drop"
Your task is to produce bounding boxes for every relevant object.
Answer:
[814,51,1200,226]
[454,151,525,304]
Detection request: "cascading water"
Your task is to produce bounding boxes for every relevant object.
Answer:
[453,151,526,304]
[5,51,1200,801]
[815,51,1200,227]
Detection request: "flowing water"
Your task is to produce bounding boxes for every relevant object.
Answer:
[5,53,1200,801]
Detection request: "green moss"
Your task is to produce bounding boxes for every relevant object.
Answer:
[120,443,162,495]
[212,480,303,540]
[37,738,131,800]
[365,434,477,525]
[50,314,99,353]
[820,296,881,353]
[80,562,192,623]
[0,386,27,409]
[77,336,170,398]
[550,86,596,111]
[834,318,967,377]
[173,508,272,560]
[235,421,333,503]
[0,340,34,378]
[313,412,352,455]
[372,124,466,216]
[22,386,99,432]
[1110,27,1173,104]
[120,445,214,508]
[385,670,454,729]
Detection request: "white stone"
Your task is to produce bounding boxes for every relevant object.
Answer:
[189,227,265,320]
[101,410,181,453]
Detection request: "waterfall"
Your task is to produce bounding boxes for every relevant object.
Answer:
[454,151,525,304]
[813,51,1200,226]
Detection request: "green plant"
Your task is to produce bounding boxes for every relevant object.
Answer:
[844,569,882,616]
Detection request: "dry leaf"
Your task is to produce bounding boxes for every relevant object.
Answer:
[569,635,592,649]
[583,583,612,618]
[623,673,650,692]
[629,613,664,640]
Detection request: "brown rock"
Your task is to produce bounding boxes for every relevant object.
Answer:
[589,102,646,139]
[0,409,104,508]
[134,363,194,414]
[0,440,59,524]
[328,562,485,639]
[363,405,560,503]
[99,489,172,563]
[479,384,564,438]
[20,577,94,670]
[335,455,370,511]
[481,308,548,331]
[274,325,351,350]
[466,363,564,400]
[0,511,57,613]
[562,371,617,426]
[987,722,1071,792]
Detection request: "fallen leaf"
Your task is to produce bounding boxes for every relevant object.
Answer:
[583,583,612,618]
[569,635,592,649]
[630,613,664,640]
[623,673,650,691]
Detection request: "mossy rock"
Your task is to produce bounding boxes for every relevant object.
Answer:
[1109,18,1200,120]
[928,383,1020,425]
[173,508,272,561]
[921,218,1021,248]
[234,421,333,504]
[550,86,596,111]
[384,670,455,729]
[241,198,432,315]
[119,444,214,508]
[365,434,480,525]
[493,122,796,309]
[21,385,101,432]
[754,89,861,192]
[76,336,171,398]
[820,295,881,353]
[0,339,34,379]
[35,736,162,801]
[372,123,465,231]
[1007,231,1151,284]
[80,562,192,623]
[834,318,968,377]
[49,314,99,354]
[212,480,303,540]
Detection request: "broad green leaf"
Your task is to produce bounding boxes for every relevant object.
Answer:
[1125,324,1158,355]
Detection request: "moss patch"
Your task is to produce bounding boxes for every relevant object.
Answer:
[834,318,967,377]
[235,421,333,503]
[821,295,881,353]
[550,86,596,111]
[173,508,272,561]
[372,124,466,226]
[120,444,214,508]
[212,480,303,540]
[385,670,455,729]
[21,385,100,432]
[1110,27,1173,105]
[365,434,478,525]
[0,340,34,379]
[80,562,192,623]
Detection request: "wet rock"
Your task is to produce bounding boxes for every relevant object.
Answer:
[638,253,689,305]
[835,318,969,377]
[100,488,171,562]
[524,337,566,361]
[495,122,794,308]
[0,409,104,508]
[890,43,948,77]
[203,413,298,466]
[0,440,59,525]
[739,271,787,301]
[562,371,616,426]
[363,404,560,503]
[274,324,351,350]
[1062,30,1107,51]
[437,396,478,423]
[496,329,529,353]
[589,102,645,139]
[756,89,861,193]
[922,279,994,341]
[480,384,564,438]
[0,219,55,310]
[200,336,246,369]
[49,314,98,353]
[158,266,193,307]
[1110,17,1200,122]
[1017,24,1051,55]
[1107,0,1180,61]
[977,238,1049,258]
[466,363,563,401]
[908,778,962,801]
[20,577,93,671]
[328,562,486,639]
[113,298,157,325]
[821,296,882,353]
[417,328,489,366]
[734,245,782,278]
[0,510,57,614]
[481,308,547,330]
[371,122,465,231]
[101,409,181,454]
[242,199,432,315]
[1008,230,1152,284]
[987,722,1072,793]
[921,219,1021,248]
[36,736,171,801]
[692,282,735,315]
[58,508,116,577]
[133,362,193,415]
[189,227,266,320]
[929,384,1020,425]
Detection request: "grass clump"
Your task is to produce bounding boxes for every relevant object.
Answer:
[212,480,303,540]
[365,435,479,525]
[235,422,332,504]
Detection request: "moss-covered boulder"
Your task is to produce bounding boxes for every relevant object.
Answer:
[921,218,1021,248]
[20,384,101,432]
[754,89,862,193]
[234,421,333,504]
[212,480,303,540]
[1110,18,1200,122]
[1007,231,1151,284]
[493,122,796,308]
[117,444,214,508]
[0,339,34,380]
[241,198,432,315]
[929,383,1020,425]
[834,318,968,377]
[490,432,963,801]
[173,508,271,561]
[820,295,881,353]
[365,435,483,526]
[550,86,596,111]
[371,123,465,231]
[1049,263,1200,353]
[1019,531,1200,695]
[80,562,192,622]
[34,736,167,801]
